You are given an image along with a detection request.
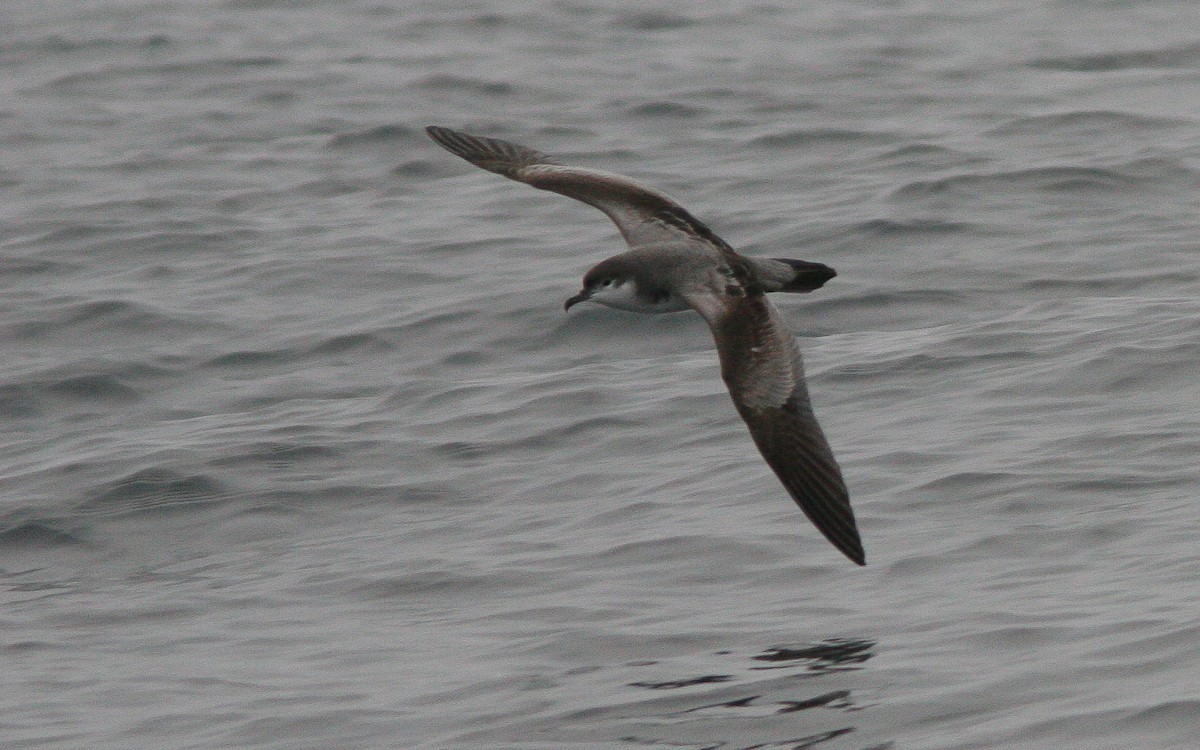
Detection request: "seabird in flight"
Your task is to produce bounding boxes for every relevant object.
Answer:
[426,126,864,566]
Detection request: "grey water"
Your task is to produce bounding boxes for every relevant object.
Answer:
[3,2,1200,748]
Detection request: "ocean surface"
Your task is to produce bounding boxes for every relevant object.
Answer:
[3,2,1199,748]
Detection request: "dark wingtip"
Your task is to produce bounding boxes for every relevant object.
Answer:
[425,125,469,156]
[423,125,552,178]
[832,533,866,566]
[813,507,865,566]
[424,125,487,161]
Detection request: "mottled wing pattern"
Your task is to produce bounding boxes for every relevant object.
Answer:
[707,294,865,565]
[426,126,727,252]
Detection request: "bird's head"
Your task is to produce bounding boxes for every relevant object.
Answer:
[564,258,639,311]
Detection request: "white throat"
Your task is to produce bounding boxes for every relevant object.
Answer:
[590,280,688,314]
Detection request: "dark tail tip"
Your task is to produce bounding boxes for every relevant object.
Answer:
[772,258,837,293]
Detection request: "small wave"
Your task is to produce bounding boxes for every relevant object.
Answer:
[211,441,341,470]
[326,124,417,149]
[11,298,204,341]
[851,218,974,237]
[0,519,86,548]
[989,110,1188,137]
[46,56,284,89]
[875,143,985,170]
[629,674,733,689]
[391,159,439,177]
[3,641,57,653]
[628,101,707,118]
[416,74,514,96]
[4,363,175,412]
[1022,272,1200,295]
[432,440,492,465]
[807,288,966,317]
[891,165,1142,200]
[294,176,373,197]
[6,32,170,57]
[750,127,890,148]
[45,374,139,403]
[0,383,44,418]
[351,567,534,600]
[1127,699,1200,726]
[1028,42,1200,71]
[303,331,398,357]
[614,12,697,31]
[438,349,497,367]
[0,255,73,277]
[205,348,294,368]
[596,535,776,567]
[78,468,227,516]
[825,348,1031,384]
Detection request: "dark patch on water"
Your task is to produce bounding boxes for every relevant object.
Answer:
[392,159,439,177]
[614,12,696,31]
[4,640,58,652]
[777,690,854,713]
[79,468,226,515]
[629,102,707,118]
[1028,43,1200,71]
[988,110,1188,137]
[433,441,492,464]
[0,384,44,418]
[46,374,140,403]
[751,128,890,148]
[0,520,86,548]
[852,217,973,236]
[326,124,417,149]
[891,165,1143,201]
[13,299,201,340]
[629,674,733,690]
[752,639,875,673]
[0,255,72,276]
[206,348,294,367]
[304,331,398,357]
[875,142,986,169]
[417,74,514,96]
[212,441,341,469]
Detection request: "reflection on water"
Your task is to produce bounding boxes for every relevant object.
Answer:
[631,674,736,690]
[600,639,882,750]
[752,639,876,673]
[454,637,886,748]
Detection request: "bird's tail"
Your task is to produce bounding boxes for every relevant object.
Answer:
[752,258,837,293]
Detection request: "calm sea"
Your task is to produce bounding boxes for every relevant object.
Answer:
[3,2,1199,748]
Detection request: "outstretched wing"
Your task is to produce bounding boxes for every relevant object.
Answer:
[426,126,731,252]
[695,291,864,566]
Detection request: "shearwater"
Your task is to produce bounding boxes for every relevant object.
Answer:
[426,126,865,566]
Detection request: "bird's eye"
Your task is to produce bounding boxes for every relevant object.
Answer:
[601,279,612,287]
